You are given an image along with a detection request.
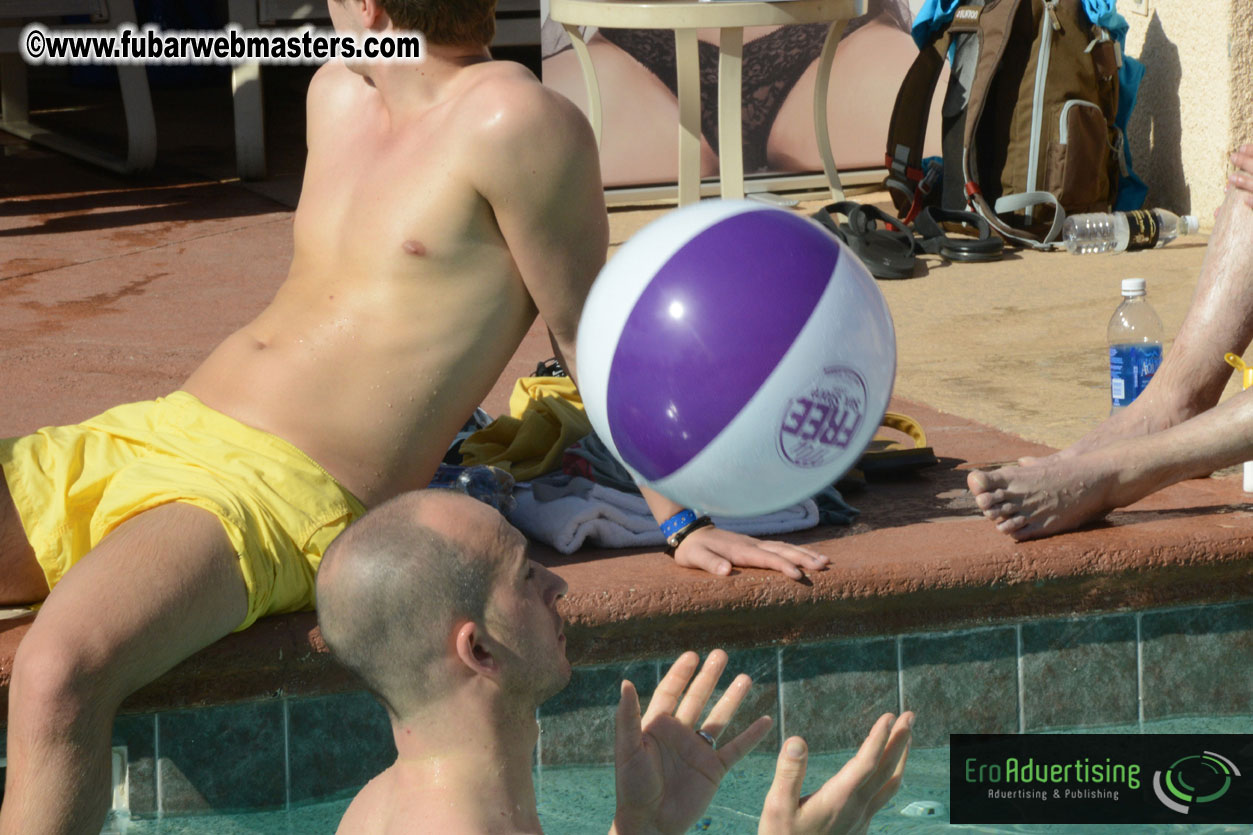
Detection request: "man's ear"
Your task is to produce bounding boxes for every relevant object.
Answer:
[453,620,500,679]
[359,0,389,29]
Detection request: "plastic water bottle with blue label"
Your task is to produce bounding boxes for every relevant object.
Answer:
[1108,278,1163,414]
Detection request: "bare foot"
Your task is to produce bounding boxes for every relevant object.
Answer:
[966,454,1128,540]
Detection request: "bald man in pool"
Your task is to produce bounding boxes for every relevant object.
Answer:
[0,2,829,832]
[317,490,913,835]
[968,145,1253,540]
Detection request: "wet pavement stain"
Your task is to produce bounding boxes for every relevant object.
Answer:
[0,258,75,280]
[18,272,167,320]
[106,221,192,250]
[0,275,42,295]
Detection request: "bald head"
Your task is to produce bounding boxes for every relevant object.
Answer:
[317,491,511,719]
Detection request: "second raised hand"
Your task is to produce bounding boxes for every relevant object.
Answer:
[612,650,775,835]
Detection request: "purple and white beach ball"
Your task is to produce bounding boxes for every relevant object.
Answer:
[576,200,897,517]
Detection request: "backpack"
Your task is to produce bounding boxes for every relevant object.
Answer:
[884,0,1124,249]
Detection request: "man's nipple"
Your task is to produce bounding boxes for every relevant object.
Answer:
[402,239,426,256]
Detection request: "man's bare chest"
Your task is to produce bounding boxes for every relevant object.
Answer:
[293,147,486,271]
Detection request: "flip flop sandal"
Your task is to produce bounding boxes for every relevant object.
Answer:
[812,201,917,280]
[912,206,1004,263]
[811,202,850,244]
[856,412,938,478]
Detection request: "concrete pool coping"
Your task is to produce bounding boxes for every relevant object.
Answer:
[2,396,1250,719]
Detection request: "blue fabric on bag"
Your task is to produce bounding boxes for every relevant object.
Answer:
[910,0,963,49]
[911,0,1125,48]
[1088,6,1149,209]
[910,0,1146,209]
[1112,52,1148,209]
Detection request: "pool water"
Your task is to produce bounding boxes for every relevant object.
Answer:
[108,717,1252,834]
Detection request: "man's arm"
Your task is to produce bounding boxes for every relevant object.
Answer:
[305,61,356,158]
[474,80,826,579]
[471,78,606,380]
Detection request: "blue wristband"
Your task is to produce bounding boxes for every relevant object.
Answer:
[660,509,698,538]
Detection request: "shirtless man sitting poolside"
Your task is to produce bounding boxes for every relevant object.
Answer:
[0,1,826,831]
[968,145,1253,540]
[316,490,913,835]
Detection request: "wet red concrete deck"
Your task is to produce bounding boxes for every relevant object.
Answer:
[2,71,1252,715]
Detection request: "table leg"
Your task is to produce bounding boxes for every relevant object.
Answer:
[1,53,29,124]
[813,19,849,203]
[717,27,744,201]
[229,0,266,179]
[563,23,603,148]
[675,28,700,206]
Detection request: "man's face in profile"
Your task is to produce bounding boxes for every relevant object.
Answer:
[483,521,572,703]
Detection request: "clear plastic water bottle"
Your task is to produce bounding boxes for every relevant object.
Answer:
[1108,278,1164,414]
[1064,209,1199,254]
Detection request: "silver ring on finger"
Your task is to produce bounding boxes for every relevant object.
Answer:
[696,729,717,748]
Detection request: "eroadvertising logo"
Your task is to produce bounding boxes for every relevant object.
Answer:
[950,734,1253,824]
[1152,751,1241,814]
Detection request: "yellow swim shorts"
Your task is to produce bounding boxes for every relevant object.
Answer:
[0,391,365,631]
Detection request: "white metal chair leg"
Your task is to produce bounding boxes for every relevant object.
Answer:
[0,0,155,173]
[562,22,602,147]
[1,51,29,124]
[112,0,154,171]
[813,18,848,203]
[675,27,700,206]
[229,0,266,179]
[231,62,265,179]
[116,68,156,171]
[716,26,744,200]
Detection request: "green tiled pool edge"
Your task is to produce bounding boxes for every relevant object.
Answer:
[28,599,1253,819]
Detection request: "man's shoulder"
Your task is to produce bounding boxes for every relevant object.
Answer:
[306,60,359,124]
[453,62,591,150]
[310,59,356,91]
[336,768,390,834]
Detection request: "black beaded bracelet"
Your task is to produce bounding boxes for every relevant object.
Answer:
[665,515,715,556]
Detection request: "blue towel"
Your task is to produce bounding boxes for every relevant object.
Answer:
[561,432,859,525]
[911,0,1145,210]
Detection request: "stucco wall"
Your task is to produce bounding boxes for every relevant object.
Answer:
[1232,1,1253,157]
[1122,0,1232,224]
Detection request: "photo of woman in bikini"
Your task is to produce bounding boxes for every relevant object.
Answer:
[541,0,942,188]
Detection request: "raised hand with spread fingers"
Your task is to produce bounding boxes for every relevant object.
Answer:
[758,712,914,835]
[609,649,774,835]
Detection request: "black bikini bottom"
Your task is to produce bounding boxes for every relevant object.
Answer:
[598,23,830,172]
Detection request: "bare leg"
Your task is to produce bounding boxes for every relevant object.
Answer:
[0,503,247,835]
[969,385,1253,539]
[1041,185,1253,462]
[0,478,50,605]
